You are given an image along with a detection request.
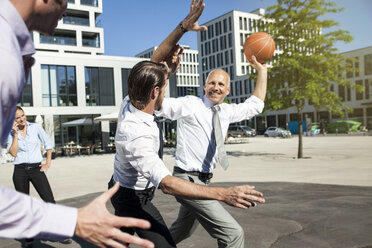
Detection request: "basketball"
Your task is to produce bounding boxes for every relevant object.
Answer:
[243,32,275,64]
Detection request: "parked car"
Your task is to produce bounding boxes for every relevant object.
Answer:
[264,127,291,138]
[227,125,256,137]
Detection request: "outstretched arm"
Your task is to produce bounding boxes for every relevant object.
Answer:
[159,176,265,209]
[151,0,207,66]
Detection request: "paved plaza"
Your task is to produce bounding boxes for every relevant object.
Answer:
[1,135,372,247]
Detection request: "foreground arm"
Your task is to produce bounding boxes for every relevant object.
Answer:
[7,123,18,157]
[0,184,154,248]
[75,182,154,248]
[159,176,265,209]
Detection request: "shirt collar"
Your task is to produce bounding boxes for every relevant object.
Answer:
[202,95,219,109]
[128,103,155,126]
[0,0,35,57]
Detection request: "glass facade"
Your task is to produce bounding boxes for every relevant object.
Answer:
[81,0,98,7]
[41,65,77,107]
[85,67,115,106]
[18,72,33,106]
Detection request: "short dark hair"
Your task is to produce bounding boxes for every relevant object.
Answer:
[16,106,24,112]
[128,61,168,110]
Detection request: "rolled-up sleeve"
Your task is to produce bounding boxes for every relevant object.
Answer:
[36,124,52,150]
[0,184,77,240]
[226,95,264,123]
[122,135,170,188]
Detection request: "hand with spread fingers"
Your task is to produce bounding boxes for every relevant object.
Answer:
[163,44,184,78]
[222,185,265,209]
[75,182,154,248]
[181,0,208,32]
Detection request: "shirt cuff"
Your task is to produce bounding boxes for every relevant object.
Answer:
[150,161,171,189]
[39,203,78,241]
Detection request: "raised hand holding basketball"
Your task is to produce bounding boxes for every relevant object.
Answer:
[244,32,275,64]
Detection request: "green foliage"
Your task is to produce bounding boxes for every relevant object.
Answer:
[264,0,355,117]
[262,0,355,158]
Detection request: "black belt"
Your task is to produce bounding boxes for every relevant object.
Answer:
[17,163,41,170]
[174,166,213,180]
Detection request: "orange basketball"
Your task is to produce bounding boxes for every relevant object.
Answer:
[243,32,275,64]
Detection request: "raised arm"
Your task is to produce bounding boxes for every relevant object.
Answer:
[151,0,207,65]
[250,56,268,101]
[7,123,19,157]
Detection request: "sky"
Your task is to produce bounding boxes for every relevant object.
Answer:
[99,0,372,57]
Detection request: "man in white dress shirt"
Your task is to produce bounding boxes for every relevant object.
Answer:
[150,2,268,246]
[0,0,154,247]
[110,2,265,247]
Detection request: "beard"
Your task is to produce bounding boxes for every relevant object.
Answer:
[155,94,164,111]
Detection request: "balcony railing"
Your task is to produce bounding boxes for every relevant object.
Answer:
[40,35,76,46]
[82,38,100,48]
[81,0,98,7]
[63,16,89,26]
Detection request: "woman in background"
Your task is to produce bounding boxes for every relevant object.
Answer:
[7,106,70,247]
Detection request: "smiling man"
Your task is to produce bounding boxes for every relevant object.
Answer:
[151,6,267,244]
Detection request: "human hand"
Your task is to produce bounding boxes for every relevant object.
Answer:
[163,44,184,78]
[248,56,267,72]
[12,122,19,133]
[39,162,50,172]
[75,182,154,248]
[222,185,265,209]
[181,0,207,32]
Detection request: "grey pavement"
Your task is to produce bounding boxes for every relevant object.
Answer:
[1,135,372,247]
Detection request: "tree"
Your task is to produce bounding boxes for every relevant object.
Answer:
[262,0,359,158]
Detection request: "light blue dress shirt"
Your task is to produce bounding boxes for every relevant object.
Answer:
[0,0,77,240]
[7,122,53,164]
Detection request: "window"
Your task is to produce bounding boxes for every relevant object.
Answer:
[41,65,77,107]
[230,66,234,80]
[356,80,363,100]
[244,79,250,94]
[346,59,353,78]
[338,85,345,101]
[355,57,359,77]
[85,67,115,106]
[365,79,370,99]
[18,72,33,106]
[223,19,227,33]
[365,54,372,75]
[225,51,229,65]
[228,33,233,48]
[230,49,234,63]
[239,17,243,30]
[229,17,232,31]
[346,87,351,101]
[121,68,131,98]
[220,36,225,50]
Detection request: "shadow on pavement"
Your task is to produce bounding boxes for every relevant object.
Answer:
[1,182,372,248]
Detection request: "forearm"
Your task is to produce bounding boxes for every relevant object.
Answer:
[252,67,268,101]
[46,149,52,165]
[9,135,18,157]
[151,24,184,63]
[159,175,225,200]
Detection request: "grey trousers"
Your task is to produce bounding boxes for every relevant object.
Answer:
[169,171,244,248]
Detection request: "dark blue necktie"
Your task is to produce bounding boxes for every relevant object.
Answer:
[154,115,164,159]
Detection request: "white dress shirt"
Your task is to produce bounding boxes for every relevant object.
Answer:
[0,0,78,240]
[114,97,171,190]
[156,95,264,173]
